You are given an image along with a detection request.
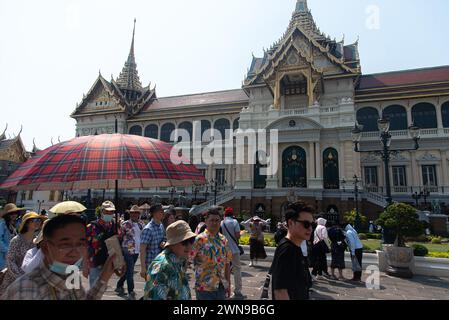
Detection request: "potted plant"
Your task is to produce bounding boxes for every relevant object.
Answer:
[375,203,426,278]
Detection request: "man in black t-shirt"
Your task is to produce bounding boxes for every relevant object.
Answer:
[271,201,314,300]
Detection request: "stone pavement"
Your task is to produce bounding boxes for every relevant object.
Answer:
[86,258,449,300]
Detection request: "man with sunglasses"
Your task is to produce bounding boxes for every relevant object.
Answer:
[271,201,314,300]
[143,220,196,300]
[1,214,119,300]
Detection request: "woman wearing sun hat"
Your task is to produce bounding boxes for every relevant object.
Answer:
[241,216,269,267]
[143,220,197,300]
[0,204,27,269]
[0,212,46,292]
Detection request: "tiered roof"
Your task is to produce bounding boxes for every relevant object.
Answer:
[245,0,360,86]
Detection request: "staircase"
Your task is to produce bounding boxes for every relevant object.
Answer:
[190,189,235,215]
[363,190,388,208]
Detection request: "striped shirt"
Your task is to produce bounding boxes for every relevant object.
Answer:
[0,262,107,300]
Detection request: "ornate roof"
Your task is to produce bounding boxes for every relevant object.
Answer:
[244,0,360,86]
[116,19,143,93]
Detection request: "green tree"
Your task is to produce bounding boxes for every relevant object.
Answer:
[343,209,367,227]
[375,203,426,247]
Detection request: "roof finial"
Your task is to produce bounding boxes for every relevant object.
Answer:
[58,136,61,143]
[0,123,7,140]
[51,137,54,146]
[17,125,23,137]
[295,0,308,13]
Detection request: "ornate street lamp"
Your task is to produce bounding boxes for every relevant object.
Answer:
[169,187,176,204]
[351,118,421,206]
[342,175,361,232]
[412,191,422,208]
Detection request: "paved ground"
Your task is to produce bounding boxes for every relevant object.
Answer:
[84,258,449,300]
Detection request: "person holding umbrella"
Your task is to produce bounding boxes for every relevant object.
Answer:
[86,201,117,288]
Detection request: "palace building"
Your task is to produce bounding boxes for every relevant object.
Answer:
[68,0,449,227]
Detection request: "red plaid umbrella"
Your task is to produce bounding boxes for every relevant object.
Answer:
[0,134,205,191]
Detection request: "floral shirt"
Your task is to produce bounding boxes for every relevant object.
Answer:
[143,249,191,300]
[86,219,116,268]
[190,230,232,292]
[119,220,145,255]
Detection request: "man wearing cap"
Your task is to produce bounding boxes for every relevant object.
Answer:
[139,204,165,280]
[115,205,144,299]
[220,207,244,300]
[1,204,26,269]
[144,220,196,300]
[86,201,117,288]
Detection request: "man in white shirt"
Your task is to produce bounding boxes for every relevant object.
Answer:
[220,207,245,300]
[116,205,144,299]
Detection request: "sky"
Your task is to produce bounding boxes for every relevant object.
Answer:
[1,0,448,151]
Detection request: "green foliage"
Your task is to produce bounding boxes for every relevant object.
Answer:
[412,244,429,257]
[431,236,442,244]
[358,233,368,240]
[366,233,383,240]
[427,252,449,259]
[375,203,426,247]
[95,206,101,217]
[264,237,276,247]
[405,235,430,243]
[343,209,368,226]
[239,234,276,247]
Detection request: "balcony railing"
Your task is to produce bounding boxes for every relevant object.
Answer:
[364,185,447,195]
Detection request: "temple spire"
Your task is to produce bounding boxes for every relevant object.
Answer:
[295,0,308,13]
[116,18,143,97]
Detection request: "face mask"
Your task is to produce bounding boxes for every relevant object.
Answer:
[102,214,114,223]
[49,258,83,276]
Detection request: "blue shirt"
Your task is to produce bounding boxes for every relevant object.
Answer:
[0,219,12,269]
[220,217,241,255]
[140,220,165,269]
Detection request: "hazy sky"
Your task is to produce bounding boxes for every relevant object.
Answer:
[1,0,448,151]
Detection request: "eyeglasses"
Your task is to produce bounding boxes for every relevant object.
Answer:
[48,241,87,254]
[181,238,195,246]
[294,220,314,229]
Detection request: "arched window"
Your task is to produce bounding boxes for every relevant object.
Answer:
[144,124,158,139]
[233,118,240,131]
[201,120,211,141]
[412,103,437,129]
[323,148,339,189]
[356,107,379,132]
[178,121,193,141]
[382,105,408,130]
[129,125,142,136]
[160,123,175,142]
[254,151,267,189]
[442,101,449,128]
[214,118,230,140]
[282,146,307,188]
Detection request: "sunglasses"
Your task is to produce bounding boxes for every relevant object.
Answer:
[294,220,315,229]
[181,238,195,246]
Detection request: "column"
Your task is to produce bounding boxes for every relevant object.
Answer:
[436,103,444,131]
[315,142,322,179]
[440,151,449,190]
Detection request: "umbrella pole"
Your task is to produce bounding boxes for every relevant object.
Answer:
[115,179,119,234]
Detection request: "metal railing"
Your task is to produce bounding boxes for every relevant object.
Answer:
[189,189,235,215]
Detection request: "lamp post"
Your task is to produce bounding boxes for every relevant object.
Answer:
[211,179,218,206]
[37,200,44,213]
[352,118,420,245]
[204,185,209,202]
[412,191,422,208]
[342,175,361,232]
[193,187,199,202]
[352,118,421,206]
[169,187,176,205]
[421,186,430,209]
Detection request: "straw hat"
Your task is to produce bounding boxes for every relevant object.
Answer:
[18,212,47,233]
[1,203,27,218]
[129,205,141,213]
[164,220,197,248]
[252,216,262,222]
